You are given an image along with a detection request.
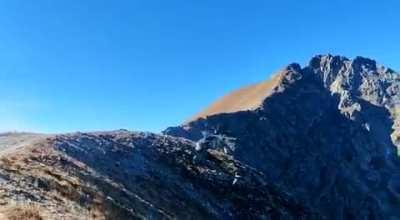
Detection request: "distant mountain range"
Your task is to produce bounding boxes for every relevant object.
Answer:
[1,55,400,219]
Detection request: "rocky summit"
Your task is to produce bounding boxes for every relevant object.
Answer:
[1,55,400,219]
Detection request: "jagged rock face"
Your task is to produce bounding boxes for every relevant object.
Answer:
[309,55,400,150]
[165,55,400,219]
[0,132,318,219]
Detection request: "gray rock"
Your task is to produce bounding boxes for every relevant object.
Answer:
[165,55,400,219]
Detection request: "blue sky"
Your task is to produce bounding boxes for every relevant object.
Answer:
[0,0,399,133]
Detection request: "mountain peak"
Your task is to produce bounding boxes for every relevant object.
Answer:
[188,63,307,122]
[353,56,377,68]
[308,54,350,70]
[308,54,380,74]
[164,55,400,219]
[285,62,302,72]
[188,54,399,124]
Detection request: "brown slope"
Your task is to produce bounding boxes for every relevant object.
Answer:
[189,71,284,122]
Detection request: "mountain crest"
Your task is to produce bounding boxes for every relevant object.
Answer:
[2,54,400,219]
[191,55,400,122]
[164,55,400,219]
[180,55,400,155]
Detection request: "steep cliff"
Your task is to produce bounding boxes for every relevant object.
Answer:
[165,55,400,219]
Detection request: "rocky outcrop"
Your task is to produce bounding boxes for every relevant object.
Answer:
[309,55,400,152]
[165,55,400,219]
[0,132,318,219]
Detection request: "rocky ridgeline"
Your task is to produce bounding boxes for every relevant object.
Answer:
[165,55,400,219]
[1,55,400,219]
[0,132,317,219]
[309,55,400,151]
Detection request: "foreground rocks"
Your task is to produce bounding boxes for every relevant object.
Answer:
[0,132,318,219]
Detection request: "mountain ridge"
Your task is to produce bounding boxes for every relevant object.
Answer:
[182,54,400,153]
[2,54,400,219]
[165,54,400,219]
[190,54,399,124]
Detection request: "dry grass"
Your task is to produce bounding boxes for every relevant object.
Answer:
[0,145,107,220]
[189,71,283,122]
[0,204,45,220]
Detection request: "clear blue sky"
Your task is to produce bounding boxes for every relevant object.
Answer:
[0,0,399,133]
